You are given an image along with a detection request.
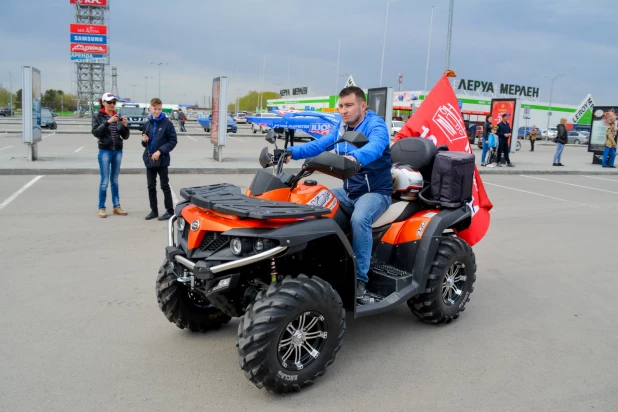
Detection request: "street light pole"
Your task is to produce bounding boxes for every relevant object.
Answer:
[128,83,138,100]
[151,62,167,99]
[542,73,566,141]
[379,0,390,87]
[259,54,266,112]
[8,71,13,116]
[445,0,454,71]
[336,39,343,92]
[424,6,437,93]
[142,76,153,103]
[287,55,293,91]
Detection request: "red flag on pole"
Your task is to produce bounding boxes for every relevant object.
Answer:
[394,75,493,246]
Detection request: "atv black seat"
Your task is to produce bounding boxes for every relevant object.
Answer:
[391,138,437,170]
[180,184,331,219]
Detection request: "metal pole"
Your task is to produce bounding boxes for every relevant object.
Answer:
[158,65,161,97]
[336,39,342,92]
[379,0,390,87]
[445,0,454,71]
[287,55,292,91]
[8,71,13,116]
[543,73,565,141]
[424,6,436,93]
[259,54,266,112]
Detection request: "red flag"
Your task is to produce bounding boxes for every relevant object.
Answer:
[394,75,493,245]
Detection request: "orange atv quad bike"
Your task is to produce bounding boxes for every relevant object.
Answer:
[156,129,477,394]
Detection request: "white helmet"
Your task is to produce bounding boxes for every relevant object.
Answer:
[391,164,423,200]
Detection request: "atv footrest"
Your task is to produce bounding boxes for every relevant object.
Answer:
[368,263,413,297]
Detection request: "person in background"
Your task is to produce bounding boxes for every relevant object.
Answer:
[91,92,130,218]
[284,128,295,147]
[602,122,617,168]
[486,125,499,167]
[141,98,178,221]
[177,108,187,132]
[529,125,538,151]
[480,115,491,166]
[496,114,514,167]
[553,118,568,166]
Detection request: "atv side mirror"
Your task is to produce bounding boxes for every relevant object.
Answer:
[341,131,368,147]
[265,130,276,144]
[259,147,271,168]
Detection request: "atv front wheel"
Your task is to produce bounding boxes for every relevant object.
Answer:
[408,237,476,324]
[237,275,345,394]
[156,259,231,332]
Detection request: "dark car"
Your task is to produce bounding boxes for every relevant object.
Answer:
[118,105,148,130]
[197,114,238,133]
[40,107,57,129]
[0,107,13,116]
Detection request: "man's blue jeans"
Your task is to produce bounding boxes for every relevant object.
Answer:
[331,187,391,284]
[553,143,565,163]
[98,149,123,209]
[602,146,616,167]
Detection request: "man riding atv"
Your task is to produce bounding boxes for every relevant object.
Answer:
[285,86,392,303]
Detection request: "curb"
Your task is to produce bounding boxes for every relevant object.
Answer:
[1,167,617,176]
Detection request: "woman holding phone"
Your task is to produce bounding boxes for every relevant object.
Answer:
[91,93,130,218]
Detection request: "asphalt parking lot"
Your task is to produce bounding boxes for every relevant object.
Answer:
[1,172,617,411]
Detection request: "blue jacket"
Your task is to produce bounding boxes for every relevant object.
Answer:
[496,121,511,139]
[141,113,177,168]
[488,133,498,148]
[288,110,391,199]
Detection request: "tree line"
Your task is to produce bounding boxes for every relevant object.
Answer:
[0,87,79,112]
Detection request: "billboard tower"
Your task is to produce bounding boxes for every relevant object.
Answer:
[71,0,109,114]
[111,66,118,97]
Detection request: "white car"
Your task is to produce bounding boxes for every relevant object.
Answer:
[234,113,247,124]
[546,127,558,138]
[251,113,281,134]
[392,120,405,137]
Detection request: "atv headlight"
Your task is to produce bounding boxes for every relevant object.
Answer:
[230,237,252,256]
[178,217,186,231]
[254,238,276,253]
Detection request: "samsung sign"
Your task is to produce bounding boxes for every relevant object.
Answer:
[457,79,540,98]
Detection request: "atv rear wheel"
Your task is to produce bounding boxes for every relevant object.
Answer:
[408,237,476,324]
[156,259,231,332]
[237,274,345,394]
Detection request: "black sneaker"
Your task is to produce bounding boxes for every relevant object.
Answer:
[157,211,173,221]
[145,211,158,220]
[557,163,564,166]
[356,281,366,299]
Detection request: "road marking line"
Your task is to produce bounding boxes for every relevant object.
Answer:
[169,183,179,205]
[0,176,45,212]
[228,135,244,143]
[0,145,13,151]
[186,135,197,141]
[484,181,600,208]
[520,175,618,195]
[582,175,618,183]
[42,133,56,139]
[74,146,84,153]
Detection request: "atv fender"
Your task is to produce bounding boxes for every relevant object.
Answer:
[355,205,471,318]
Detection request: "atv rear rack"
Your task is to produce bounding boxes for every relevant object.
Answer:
[180,184,331,220]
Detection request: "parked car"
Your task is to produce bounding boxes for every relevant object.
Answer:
[546,127,558,139]
[391,120,404,137]
[197,114,237,134]
[40,107,57,130]
[567,130,588,145]
[517,126,543,139]
[234,113,247,124]
[250,113,281,134]
[577,130,590,137]
[117,104,148,130]
[0,107,13,116]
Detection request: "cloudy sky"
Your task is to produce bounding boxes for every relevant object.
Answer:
[1,0,616,106]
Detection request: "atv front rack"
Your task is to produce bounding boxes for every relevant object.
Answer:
[180,184,331,220]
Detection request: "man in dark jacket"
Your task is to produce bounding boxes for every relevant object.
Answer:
[177,108,187,132]
[141,98,178,220]
[553,118,568,166]
[496,114,515,167]
[286,86,391,303]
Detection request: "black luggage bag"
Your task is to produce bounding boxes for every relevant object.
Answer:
[430,151,475,206]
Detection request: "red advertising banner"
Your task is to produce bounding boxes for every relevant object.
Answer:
[490,98,516,147]
[393,75,493,246]
[70,24,107,35]
[211,78,221,145]
[70,43,108,54]
[69,0,108,6]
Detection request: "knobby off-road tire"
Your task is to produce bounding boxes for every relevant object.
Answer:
[237,275,345,394]
[408,237,477,325]
[156,259,231,332]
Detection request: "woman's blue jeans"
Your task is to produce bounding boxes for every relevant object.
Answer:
[98,149,123,209]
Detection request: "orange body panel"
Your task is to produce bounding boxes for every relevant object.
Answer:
[381,209,441,245]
